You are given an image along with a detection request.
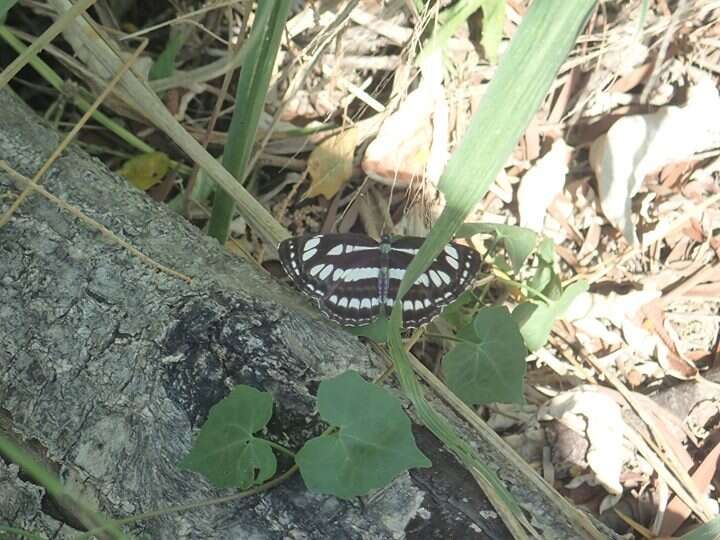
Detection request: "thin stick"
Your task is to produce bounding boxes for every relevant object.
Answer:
[0,37,148,227]
[0,0,96,89]
[1,162,192,284]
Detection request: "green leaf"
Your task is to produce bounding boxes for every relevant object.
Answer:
[512,280,588,351]
[527,238,559,295]
[439,289,477,328]
[0,0,19,22]
[442,306,527,406]
[349,314,390,342]
[296,371,430,499]
[476,0,506,61]
[149,26,189,81]
[381,1,600,536]
[420,0,505,64]
[207,0,293,243]
[180,386,276,489]
[457,223,537,273]
[680,516,720,540]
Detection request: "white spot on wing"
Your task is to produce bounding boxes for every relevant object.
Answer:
[327,244,344,256]
[360,298,371,310]
[403,300,413,311]
[423,298,432,307]
[446,256,459,270]
[445,245,459,259]
[310,264,325,277]
[302,248,317,261]
[392,247,419,255]
[304,237,321,250]
[388,268,406,281]
[342,267,379,282]
[413,273,430,287]
[438,271,451,285]
[329,295,338,304]
[371,298,380,307]
[319,265,334,280]
[429,270,442,287]
[414,299,423,310]
[349,298,360,310]
[338,297,349,308]
[385,298,394,307]
[332,268,344,281]
[345,245,376,253]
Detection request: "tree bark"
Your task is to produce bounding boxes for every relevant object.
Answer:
[0,88,613,539]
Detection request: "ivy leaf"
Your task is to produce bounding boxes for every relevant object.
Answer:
[456,222,537,273]
[442,306,527,406]
[180,386,276,489]
[513,280,589,351]
[527,237,557,294]
[296,371,430,499]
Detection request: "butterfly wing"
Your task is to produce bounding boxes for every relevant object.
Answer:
[386,236,481,328]
[278,233,384,326]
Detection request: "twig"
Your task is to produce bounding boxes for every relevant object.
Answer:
[0,37,148,227]
[1,162,192,284]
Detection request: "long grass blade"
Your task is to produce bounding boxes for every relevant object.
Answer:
[207,0,293,243]
[388,1,603,537]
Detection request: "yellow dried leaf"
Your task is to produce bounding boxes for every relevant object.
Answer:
[119,151,170,191]
[303,128,358,199]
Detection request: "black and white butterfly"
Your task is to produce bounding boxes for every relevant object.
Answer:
[278,233,481,328]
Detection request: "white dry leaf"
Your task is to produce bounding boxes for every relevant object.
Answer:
[568,289,664,353]
[566,289,661,327]
[539,388,626,495]
[362,52,448,188]
[573,317,624,346]
[621,319,661,358]
[589,76,720,244]
[599,493,624,515]
[517,139,570,232]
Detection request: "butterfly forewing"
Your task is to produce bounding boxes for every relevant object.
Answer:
[278,233,481,328]
[386,237,482,327]
[278,234,384,325]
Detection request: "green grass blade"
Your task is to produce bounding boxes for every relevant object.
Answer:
[207,1,293,243]
[0,26,153,152]
[0,434,128,539]
[420,0,505,63]
[388,1,604,537]
[398,1,595,303]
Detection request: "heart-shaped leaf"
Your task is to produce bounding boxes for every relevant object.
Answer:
[513,280,588,351]
[442,306,527,406]
[456,222,537,273]
[180,385,276,489]
[296,371,430,499]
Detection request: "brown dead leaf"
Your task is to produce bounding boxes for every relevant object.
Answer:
[659,441,720,536]
[303,127,358,200]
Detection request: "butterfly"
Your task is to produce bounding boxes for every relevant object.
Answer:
[278,233,481,328]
